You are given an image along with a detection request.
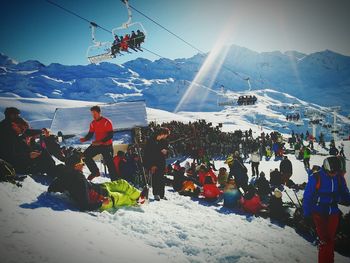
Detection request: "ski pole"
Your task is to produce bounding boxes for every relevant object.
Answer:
[293,189,302,207]
[284,189,298,208]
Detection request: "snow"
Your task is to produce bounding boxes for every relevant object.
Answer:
[1,152,350,263]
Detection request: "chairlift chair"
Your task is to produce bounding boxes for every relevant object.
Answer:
[86,22,113,64]
[111,0,147,52]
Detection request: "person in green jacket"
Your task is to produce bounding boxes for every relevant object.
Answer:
[303,146,311,170]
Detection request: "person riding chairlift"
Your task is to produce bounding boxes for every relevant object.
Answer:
[120,34,129,51]
[111,35,121,57]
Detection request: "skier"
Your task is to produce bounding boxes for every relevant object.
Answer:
[120,34,130,51]
[303,157,350,263]
[111,35,121,57]
[135,30,145,48]
[80,106,117,181]
[48,153,148,211]
[143,127,170,201]
[280,156,293,185]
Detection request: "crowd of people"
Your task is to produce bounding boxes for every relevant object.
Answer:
[0,106,349,263]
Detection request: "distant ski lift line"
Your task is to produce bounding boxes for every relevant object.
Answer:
[45,0,263,88]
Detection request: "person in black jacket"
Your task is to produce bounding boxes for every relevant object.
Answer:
[143,127,170,201]
[270,168,283,188]
[255,172,271,199]
[227,151,249,192]
[0,107,21,160]
[41,128,66,162]
[280,156,293,184]
[5,117,56,176]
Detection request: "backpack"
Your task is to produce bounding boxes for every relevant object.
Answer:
[0,158,22,187]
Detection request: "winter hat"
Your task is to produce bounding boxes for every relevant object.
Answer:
[274,188,282,199]
[225,155,234,165]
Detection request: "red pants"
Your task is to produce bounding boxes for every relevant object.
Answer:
[312,213,340,263]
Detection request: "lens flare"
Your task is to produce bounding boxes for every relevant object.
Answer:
[174,21,235,113]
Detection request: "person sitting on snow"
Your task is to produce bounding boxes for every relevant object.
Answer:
[269,188,289,222]
[41,128,66,162]
[255,172,271,200]
[280,156,293,185]
[223,178,241,208]
[48,152,148,211]
[240,184,266,215]
[6,117,57,177]
[198,165,217,186]
[270,168,283,188]
[202,173,222,200]
[217,167,228,188]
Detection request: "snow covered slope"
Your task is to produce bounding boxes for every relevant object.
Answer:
[1,96,350,263]
[1,85,349,141]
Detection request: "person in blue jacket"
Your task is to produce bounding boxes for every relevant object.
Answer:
[303,156,350,263]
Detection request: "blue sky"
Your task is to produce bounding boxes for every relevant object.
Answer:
[1,0,349,65]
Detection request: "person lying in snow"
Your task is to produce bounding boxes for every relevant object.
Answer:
[48,153,148,211]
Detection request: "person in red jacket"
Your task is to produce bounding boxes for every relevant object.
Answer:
[202,174,222,200]
[113,150,127,179]
[198,165,217,186]
[80,106,117,181]
[120,34,130,51]
[240,184,266,214]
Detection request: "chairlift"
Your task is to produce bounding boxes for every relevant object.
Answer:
[86,22,113,64]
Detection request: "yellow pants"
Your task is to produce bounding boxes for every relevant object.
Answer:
[99,179,141,210]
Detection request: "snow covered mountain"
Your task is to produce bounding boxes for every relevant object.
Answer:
[1,45,350,114]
